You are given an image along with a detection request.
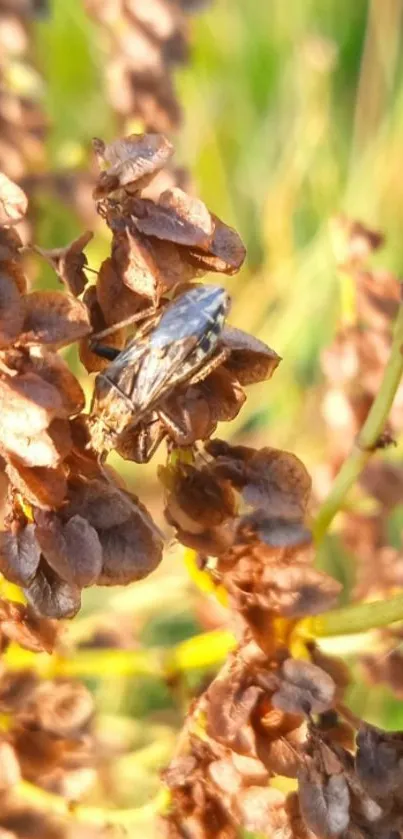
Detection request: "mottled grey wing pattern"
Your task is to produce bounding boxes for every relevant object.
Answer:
[98,284,230,418]
[102,336,149,399]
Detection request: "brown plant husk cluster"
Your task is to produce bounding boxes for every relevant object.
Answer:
[0,1,47,186]
[0,131,268,620]
[1,138,403,837]
[0,167,164,620]
[160,434,403,838]
[81,133,275,460]
[323,217,403,596]
[84,0,211,134]
[0,648,101,838]
[318,218,403,695]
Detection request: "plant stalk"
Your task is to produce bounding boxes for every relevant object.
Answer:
[313,294,403,543]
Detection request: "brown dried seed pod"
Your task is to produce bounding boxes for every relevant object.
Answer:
[0,172,28,225]
[92,133,174,198]
[0,271,25,348]
[272,659,336,716]
[0,521,40,585]
[19,290,91,347]
[35,511,103,588]
[5,460,67,510]
[34,230,93,297]
[97,510,163,585]
[26,679,93,737]
[186,213,246,275]
[23,559,81,619]
[133,188,214,247]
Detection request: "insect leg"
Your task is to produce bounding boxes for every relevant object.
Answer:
[187,347,231,385]
[157,406,194,446]
[91,306,158,342]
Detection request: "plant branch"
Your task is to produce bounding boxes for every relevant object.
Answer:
[311,591,403,638]
[4,629,235,679]
[17,780,168,826]
[313,292,403,543]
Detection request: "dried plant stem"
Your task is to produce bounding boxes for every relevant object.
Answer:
[313,294,403,543]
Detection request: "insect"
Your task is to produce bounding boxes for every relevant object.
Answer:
[89,285,231,458]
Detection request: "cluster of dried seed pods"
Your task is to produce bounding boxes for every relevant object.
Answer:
[161,442,403,838]
[319,219,403,686]
[0,131,278,619]
[156,219,403,836]
[84,0,211,134]
[0,604,99,838]
[0,0,47,185]
[2,134,403,839]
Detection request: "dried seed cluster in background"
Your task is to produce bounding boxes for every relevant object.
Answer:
[0,0,46,185]
[319,220,403,683]
[84,0,211,134]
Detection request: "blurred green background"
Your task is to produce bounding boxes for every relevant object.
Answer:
[10,0,403,833]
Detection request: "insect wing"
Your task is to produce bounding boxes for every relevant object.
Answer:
[132,333,199,410]
[152,285,230,350]
[132,286,230,412]
[102,335,149,398]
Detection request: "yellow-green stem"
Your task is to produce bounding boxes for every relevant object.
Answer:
[312,591,403,637]
[4,629,235,679]
[17,780,169,826]
[313,296,403,543]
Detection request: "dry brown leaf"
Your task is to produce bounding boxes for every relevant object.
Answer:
[35,511,103,587]
[134,187,214,248]
[162,386,217,447]
[64,477,136,530]
[198,366,246,423]
[0,522,40,586]
[258,565,341,617]
[19,290,91,347]
[96,255,145,326]
[236,786,287,837]
[93,132,174,198]
[5,460,67,510]
[0,227,23,264]
[29,680,93,737]
[27,348,85,416]
[330,215,384,269]
[0,272,24,348]
[112,225,163,302]
[0,173,28,225]
[34,231,94,297]
[186,213,246,275]
[23,559,81,619]
[97,503,163,585]
[221,326,281,385]
[116,414,167,463]
[0,372,65,440]
[356,723,403,803]
[272,659,336,716]
[0,600,58,654]
[165,463,237,531]
[240,512,312,549]
[208,442,311,522]
[2,418,72,469]
[298,756,350,838]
